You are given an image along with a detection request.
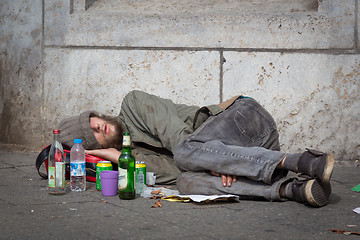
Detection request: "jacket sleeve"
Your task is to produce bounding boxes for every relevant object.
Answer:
[132,147,180,185]
[119,90,199,152]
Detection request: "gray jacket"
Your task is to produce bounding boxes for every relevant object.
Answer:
[118,90,238,184]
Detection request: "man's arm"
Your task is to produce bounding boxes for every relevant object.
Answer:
[86,146,181,185]
[85,148,121,164]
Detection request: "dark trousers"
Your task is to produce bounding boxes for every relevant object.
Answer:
[174,97,292,201]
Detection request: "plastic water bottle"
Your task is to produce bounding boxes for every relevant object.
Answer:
[70,139,86,191]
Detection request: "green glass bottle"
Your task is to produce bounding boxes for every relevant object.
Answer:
[118,132,136,200]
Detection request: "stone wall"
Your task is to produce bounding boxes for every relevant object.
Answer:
[1,0,359,162]
[0,1,43,146]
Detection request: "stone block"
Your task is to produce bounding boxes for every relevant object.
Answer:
[43,48,220,141]
[223,51,360,161]
[0,0,43,147]
[44,0,355,49]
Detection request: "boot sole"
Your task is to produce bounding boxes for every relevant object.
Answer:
[320,154,335,184]
[298,150,335,184]
[305,179,331,207]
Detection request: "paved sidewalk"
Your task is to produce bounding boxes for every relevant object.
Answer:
[0,144,359,240]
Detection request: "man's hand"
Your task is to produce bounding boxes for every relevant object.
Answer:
[85,148,121,164]
[210,170,237,187]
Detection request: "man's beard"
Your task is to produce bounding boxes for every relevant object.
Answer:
[98,115,124,150]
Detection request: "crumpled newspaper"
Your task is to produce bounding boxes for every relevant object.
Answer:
[164,194,240,203]
[141,186,239,203]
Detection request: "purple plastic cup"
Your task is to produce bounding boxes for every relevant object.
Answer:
[100,171,118,196]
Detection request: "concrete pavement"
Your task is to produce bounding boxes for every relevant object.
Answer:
[0,143,359,240]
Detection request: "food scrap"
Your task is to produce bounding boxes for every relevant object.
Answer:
[149,188,165,199]
[151,200,162,208]
[151,189,164,195]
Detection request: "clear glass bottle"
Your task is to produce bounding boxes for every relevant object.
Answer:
[118,132,136,199]
[48,129,66,195]
[70,139,86,191]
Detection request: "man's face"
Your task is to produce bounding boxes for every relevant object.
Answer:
[90,116,118,148]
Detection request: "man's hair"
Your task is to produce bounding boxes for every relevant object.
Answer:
[90,112,124,150]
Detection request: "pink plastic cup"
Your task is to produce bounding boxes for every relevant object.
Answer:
[100,171,118,196]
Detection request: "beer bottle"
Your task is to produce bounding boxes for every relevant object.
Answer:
[118,132,136,199]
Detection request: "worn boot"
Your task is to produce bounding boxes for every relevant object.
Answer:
[283,178,331,207]
[297,149,335,184]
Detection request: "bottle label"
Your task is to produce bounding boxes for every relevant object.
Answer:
[55,162,65,188]
[137,171,144,184]
[122,136,131,147]
[48,166,55,188]
[70,163,85,176]
[48,163,65,188]
[118,168,127,190]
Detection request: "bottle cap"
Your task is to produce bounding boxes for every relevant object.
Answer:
[74,139,82,144]
[53,129,60,134]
